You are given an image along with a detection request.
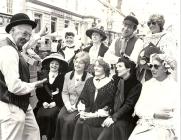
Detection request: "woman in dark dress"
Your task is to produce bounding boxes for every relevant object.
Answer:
[97,56,142,140]
[73,58,116,140]
[36,53,68,140]
[54,51,92,140]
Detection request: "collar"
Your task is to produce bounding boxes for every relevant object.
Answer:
[49,71,58,78]
[121,33,135,41]
[7,35,18,50]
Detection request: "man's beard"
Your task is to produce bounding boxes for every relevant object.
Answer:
[17,38,27,51]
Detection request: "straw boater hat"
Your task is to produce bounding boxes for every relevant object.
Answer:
[86,26,107,41]
[42,53,68,72]
[5,13,37,33]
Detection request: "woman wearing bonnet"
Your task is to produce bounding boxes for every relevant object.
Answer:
[137,14,177,83]
[35,53,68,140]
[129,53,178,140]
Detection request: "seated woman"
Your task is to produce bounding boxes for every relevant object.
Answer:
[73,58,116,140]
[35,53,68,140]
[54,51,92,140]
[98,56,142,140]
[129,53,178,140]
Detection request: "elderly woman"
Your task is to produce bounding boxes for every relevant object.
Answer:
[73,58,116,140]
[137,14,177,83]
[54,51,92,140]
[35,53,68,140]
[129,53,178,140]
[97,56,142,140]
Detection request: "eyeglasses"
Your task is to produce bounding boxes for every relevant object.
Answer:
[147,21,157,27]
[149,64,161,69]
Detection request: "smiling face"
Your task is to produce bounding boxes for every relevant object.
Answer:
[94,61,105,77]
[91,32,103,43]
[74,58,85,73]
[116,62,130,77]
[10,24,32,50]
[147,21,161,34]
[150,59,166,79]
[65,35,74,45]
[122,20,135,38]
[49,60,60,72]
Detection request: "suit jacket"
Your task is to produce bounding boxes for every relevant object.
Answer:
[62,71,92,106]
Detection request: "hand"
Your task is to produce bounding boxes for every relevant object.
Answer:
[35,78,47,88]
[77,101,85,112]
[154,109,174,120]
[43,102,49,108]
[49,102,56,108]
[66,104,76,113]
[97,108,109,117]
[38,24,49,37]
[52,88,59,95]
[102,117,114,127]
[79,112,96,120]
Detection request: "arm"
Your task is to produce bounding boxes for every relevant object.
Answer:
[62,73,72,110]
[112,83,142,122]
[0,46,46,95]
[130,39,144,64]
[103,39,120,64]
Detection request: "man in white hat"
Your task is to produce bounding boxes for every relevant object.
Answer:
[0,13,47,140]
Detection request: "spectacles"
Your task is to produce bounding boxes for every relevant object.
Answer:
[149,64,161,69]
[147,21,157,27]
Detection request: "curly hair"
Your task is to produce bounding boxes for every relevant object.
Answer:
[94,58,110,77]
[148,14,165,32]
[117,56,136,76]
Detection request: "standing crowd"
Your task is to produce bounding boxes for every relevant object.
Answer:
[0,12,179,140]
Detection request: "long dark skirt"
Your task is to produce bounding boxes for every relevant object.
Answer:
[36,106,60,138]
[54,106,78,140]
[97,119,135,140]
[73,118,104,140]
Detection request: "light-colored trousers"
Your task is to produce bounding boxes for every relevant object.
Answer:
[0,101,40,140]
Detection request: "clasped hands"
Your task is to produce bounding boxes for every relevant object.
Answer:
[43,102,56,109]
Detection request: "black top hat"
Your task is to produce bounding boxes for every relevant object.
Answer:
[5,13,37,33]
[124,15,139,25]
[86,26,107,41]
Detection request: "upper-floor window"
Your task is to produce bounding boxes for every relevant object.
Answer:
[51,17,57,33]
[64,20,69,28]
[7,0,13,14]
[34,14,42,33]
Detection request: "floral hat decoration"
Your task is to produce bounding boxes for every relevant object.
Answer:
[150,53,176,73]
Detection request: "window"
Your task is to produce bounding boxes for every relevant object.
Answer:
[75,22,79,35]
[7,0,13,14]
[51,17,57,33]
[34,14,42,33]
[64,20,69,28]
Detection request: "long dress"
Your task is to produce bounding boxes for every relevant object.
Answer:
[129,77,178,140]
[98,75,142,140]
[73,77,116,140]
[36,73,65,139]
[54,71,92,140]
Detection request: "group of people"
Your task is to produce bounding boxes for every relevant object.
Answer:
[0,12,179,140]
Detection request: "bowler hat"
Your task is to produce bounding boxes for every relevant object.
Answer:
[86,26,107,41]
[124,15,139,26]
[5,13,37,33]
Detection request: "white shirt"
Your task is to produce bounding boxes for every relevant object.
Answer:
[104,36,143,64]
[0,35,36,95]
[89,44,100,64]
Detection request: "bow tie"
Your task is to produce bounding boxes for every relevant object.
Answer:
[95,76,106,82]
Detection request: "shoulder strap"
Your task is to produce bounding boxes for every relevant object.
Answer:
[155,33,166,46]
